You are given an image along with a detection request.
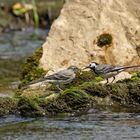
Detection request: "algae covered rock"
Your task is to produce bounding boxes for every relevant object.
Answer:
[0,97,17,116]
[2,51,140,118]
[46,88,91,113]
[17,88,91,117]
[15,69,140,117]
[17,96,45,117]
[19,47,46,87]
[17,69,97,98]
[81,82,109,98]
[10,0,140,117]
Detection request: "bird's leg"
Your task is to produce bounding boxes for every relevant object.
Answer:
[40,82,46,87]
[105,79,109,84]
[111,76,116,83]
[56,84,63,92]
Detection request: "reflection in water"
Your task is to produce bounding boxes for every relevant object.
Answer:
[0,108,140,140]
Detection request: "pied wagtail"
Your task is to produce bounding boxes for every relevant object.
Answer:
[28,65,78,91]
[84,62,140,84]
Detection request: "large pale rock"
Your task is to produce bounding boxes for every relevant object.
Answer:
[40,0,140,72]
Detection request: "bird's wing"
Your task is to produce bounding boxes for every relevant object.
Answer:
[45,69,73,80]
[111,66,124,72]
[95,64,117,74]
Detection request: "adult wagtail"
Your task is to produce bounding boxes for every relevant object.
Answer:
[28,65,78,90]
[84,62,140,84]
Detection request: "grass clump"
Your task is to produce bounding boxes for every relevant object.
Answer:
[97,33,113,47]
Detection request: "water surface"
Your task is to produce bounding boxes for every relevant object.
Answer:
[0,108,140,140]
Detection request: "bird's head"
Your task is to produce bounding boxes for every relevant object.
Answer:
[84,62,99,70]
[67,65,79,72]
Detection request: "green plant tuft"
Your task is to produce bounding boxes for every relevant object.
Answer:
[130,73,140,81]
[97,33,113,47]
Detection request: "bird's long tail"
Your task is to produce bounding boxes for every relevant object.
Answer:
[28,77,51,86]
[21,78,50,90]
[112,65,140,72]
[28,78,47,86]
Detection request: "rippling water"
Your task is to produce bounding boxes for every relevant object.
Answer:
[0,108,140,140]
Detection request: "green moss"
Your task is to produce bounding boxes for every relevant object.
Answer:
[130,73,140,81]
[80,82,109,98]
[56,70,96,90]
[17,96,45,117]
[19,47,46,88]
[97,33,113,47]
[127,81,140,104]
[0,97,17,116]
[12,71,140,117]
[42,95,70,114]
[74,70,96,85]
[14,89,23,97]
[95,76,104,82]
[17,87,91,117]
[44,88,91,114]
[108,83,130,103]
[61,88,90,110]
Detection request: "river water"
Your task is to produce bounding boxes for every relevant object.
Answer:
[0,108,140,140]
[0,29,140,140]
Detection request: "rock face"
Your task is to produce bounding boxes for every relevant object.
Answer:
[40,0,140,72]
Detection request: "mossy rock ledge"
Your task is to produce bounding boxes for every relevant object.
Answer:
[1,73,140,117]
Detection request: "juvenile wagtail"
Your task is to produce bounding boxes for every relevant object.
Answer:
[28,66,78,90]
[84,62,140,84]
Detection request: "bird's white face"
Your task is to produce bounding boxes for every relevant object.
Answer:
[88,62,98,69]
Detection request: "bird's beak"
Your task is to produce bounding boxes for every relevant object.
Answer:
[82,66,90,70]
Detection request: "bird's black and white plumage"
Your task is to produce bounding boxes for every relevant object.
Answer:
[85,62,140,83]
[28,66,78,90]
